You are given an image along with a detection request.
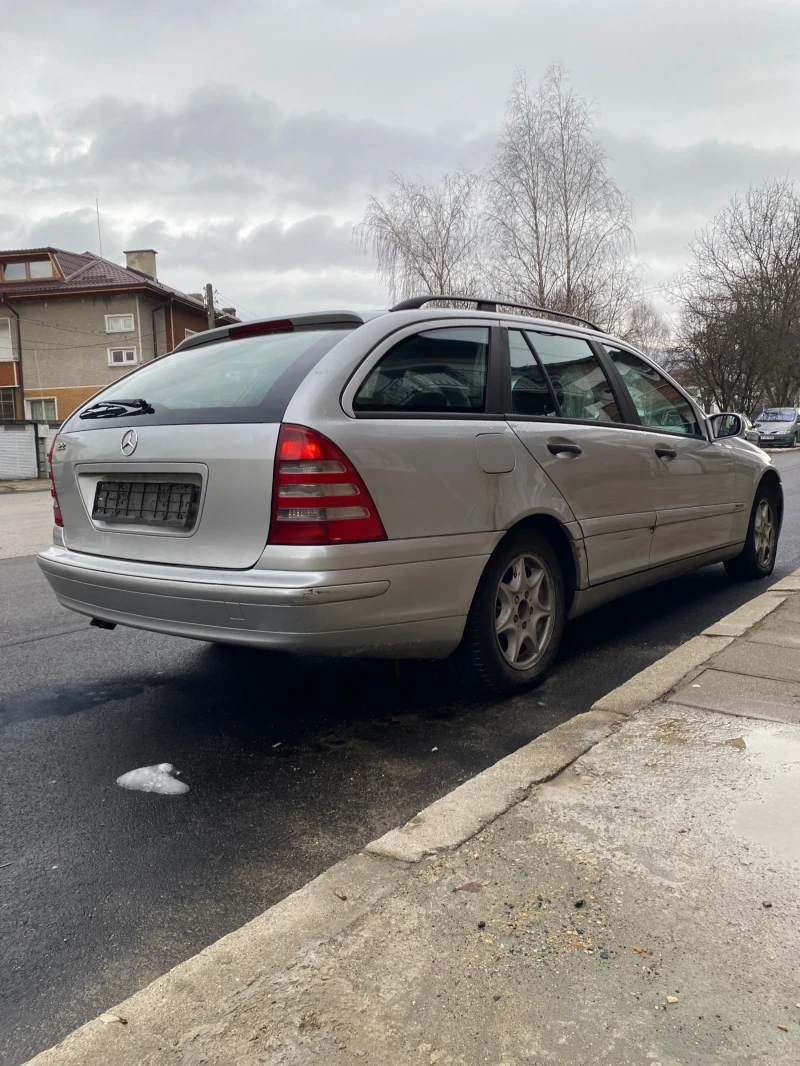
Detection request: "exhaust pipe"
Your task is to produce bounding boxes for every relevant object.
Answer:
[90,618,117,631]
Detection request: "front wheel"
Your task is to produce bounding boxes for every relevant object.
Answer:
[451,531,565,694]
[724,486,778,580]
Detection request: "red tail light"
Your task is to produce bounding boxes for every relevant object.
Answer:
[269,425,386,545]
[47,436,63,527]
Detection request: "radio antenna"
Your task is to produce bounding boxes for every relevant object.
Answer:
[95,199,104,259]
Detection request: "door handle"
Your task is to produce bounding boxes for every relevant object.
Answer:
[655,447,677,460]
[547,441,582,456]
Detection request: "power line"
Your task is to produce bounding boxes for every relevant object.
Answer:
[7,316,124,338]
[214,289,262,321]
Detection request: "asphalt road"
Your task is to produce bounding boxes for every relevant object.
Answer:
[2,450,800,1066]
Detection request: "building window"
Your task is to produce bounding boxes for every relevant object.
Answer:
[185,329,198,339]
[106,314,135,333]
[29,260,55,279]
[0,258,55,281]
[0,317,12,357]
[28,397,57,421]
[108,347,137,366]
[0,387,16,420]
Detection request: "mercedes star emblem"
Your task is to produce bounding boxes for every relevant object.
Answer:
[120,429,138,456]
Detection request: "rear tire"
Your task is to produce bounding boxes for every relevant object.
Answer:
[451,531,565,694]
[724,484,779,580]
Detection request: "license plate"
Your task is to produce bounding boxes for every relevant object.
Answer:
[92,481,199,529]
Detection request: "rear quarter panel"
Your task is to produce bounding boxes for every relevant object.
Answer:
[283,316,579,542]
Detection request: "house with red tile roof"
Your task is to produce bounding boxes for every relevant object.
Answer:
[0,247,238,426]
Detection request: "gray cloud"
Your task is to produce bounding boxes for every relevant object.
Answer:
[0,208,383,317]
[0,88,493,215]
[2,0,800,315]
[604,132,800,216]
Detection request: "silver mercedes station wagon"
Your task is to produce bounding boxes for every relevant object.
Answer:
[38,296,782,693]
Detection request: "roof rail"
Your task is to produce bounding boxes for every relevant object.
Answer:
[389,295,602,332]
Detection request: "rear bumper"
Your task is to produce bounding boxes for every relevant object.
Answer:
[37,541,494,658]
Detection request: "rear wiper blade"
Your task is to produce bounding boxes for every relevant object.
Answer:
[79,398,155,419]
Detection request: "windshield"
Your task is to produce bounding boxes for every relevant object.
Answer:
[758,409,796,422]
[67,328,352,429]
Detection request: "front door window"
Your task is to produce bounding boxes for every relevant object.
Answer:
[604,347,701,436]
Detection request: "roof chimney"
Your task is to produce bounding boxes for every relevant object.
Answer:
[124,249,158,279]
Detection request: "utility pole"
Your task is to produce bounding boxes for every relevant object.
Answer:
[205,283,215,330]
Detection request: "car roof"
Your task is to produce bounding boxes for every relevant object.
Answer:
[173,306,628,354]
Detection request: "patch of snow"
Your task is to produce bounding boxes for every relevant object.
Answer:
[116,763,189,795]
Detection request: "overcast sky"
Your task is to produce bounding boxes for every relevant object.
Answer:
[1,0,799,318]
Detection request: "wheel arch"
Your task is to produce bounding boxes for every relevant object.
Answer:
[498,513,580,614]
[758,469,784,531]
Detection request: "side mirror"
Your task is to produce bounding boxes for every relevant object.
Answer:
[710,413,743,439]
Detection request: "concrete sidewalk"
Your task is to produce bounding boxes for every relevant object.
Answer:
[26,582,800,1066]
[0,489,54,559]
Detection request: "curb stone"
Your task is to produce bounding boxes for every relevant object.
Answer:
[591,586,791,715]
[21,583,794,1065]
[24,854,409,1066]
[701,590,786,636]
[591,634,734,715]
[0,479,50,494]
[364,708,624,862]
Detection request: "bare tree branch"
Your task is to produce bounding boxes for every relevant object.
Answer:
[668,177,800,412]
[354,170,483,303]
[486,64,641,334]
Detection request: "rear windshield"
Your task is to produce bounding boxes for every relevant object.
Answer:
[67,328,351,429]
[758,409,795,422]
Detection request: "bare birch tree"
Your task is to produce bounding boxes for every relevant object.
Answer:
[670,178,800,410]
[487,65,640,333]
[355,169,483,303]
[625,298,672,360]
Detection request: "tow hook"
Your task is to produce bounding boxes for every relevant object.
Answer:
[90,618,117,630]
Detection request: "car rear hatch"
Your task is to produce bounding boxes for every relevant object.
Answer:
[52,317,359,569]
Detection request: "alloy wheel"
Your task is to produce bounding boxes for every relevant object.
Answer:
[753,499,776,568]
[494,553,555,670]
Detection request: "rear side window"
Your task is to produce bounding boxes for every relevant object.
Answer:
[70,328,351,428]
[508,331,558,417]
[527,332,622,422]
[605,347,701,437]
[353,327,488,413]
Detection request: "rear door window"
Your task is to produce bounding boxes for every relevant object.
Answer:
[525,332,623,422]
[508,331,559,417]
[69,328,351,429]
[605,346,701,437]
[353,327,489,413]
